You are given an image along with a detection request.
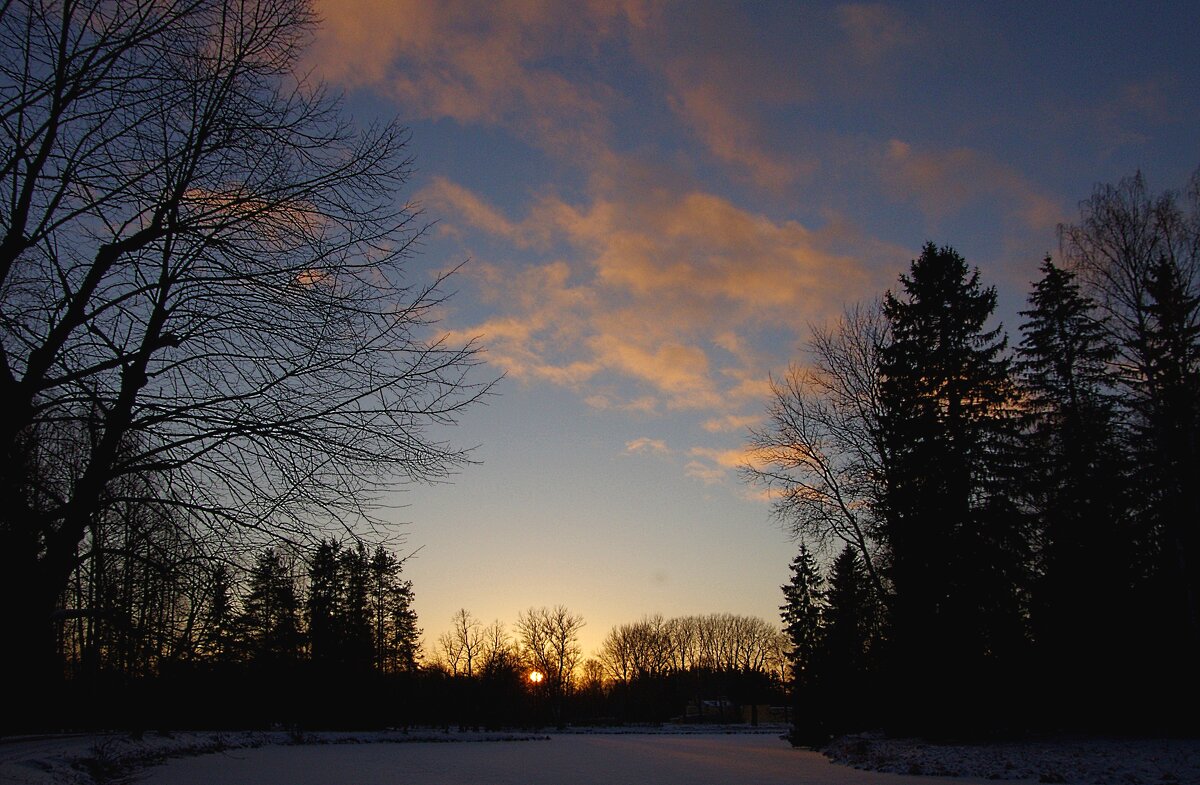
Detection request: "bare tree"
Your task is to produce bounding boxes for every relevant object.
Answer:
[0,0,491,698]
[742,302,889,600]
[479,619,516,674]
[437,608,484,677]
[597,614,670,683]
[516,605,584,693]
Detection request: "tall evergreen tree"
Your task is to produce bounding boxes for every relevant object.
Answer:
[818,545,876,734]
[1017,258,1130,720]
[1141,257,1200,655]
[306,540,343,665]
[780,544,826,689]
[238,548,303,665]
[368,546,421,672]
[340,543,374,671]
[822,545,873,679]
[204,564,235,662]
[1061,170,1200,679]
[878,243,1024,731]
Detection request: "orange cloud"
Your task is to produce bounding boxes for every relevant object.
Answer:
[668,84,810,191]
[883,139,1065,232]
[309,0,630,154]
[625,437,669,455]
[701,414,763,434]
[430,172,876,413]
[685,445,769,484]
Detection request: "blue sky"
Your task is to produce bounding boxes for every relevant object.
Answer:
[305,1,1200,658]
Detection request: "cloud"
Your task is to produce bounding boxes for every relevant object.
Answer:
[684,445,767,485]
[667,83,810,191]
[882,139,1065,232]
[701,414,762,434]
[638,8,814,192]
[430,172,875,413]
[625,437,669,455]
[308,0,631,154]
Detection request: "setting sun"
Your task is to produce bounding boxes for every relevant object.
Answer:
[528,670,544,684]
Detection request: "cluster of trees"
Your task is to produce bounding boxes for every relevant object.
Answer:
[0,0,489,730]
[594,613,788,725]
[778,545,878,742]
[754,170,1200,741]
[53,537,420,728]
[425,609,788,728]
[596,614,788,683]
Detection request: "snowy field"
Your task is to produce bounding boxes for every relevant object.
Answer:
[1,728,1198,785]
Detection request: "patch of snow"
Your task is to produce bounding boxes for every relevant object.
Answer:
[0,729,542,785]
[824,732,1200,785]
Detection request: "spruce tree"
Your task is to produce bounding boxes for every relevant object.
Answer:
[368,546,421,672]
[878,243,1023,731]
[307,540,343,665]
[823,545,873,678]
[780,544,826,690]
[1141,257,1200,658]
[339,543,374,671]
[1017,258,1129,720]
[239,548,303,664]
[819,545,875,734]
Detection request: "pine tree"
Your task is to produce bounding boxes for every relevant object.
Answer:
[878,243,1024,730]
[368,546,421,672]
[1017,258,1130,719]
[340,543,374,671]
[823,545,873,678]
[780,544,825,689]
[306,540,343,665]
[204,564,235,661]
[1060,169,1200,721]
[818,545,876,734]
[1141,257,1200,655]
[239,548,303,664]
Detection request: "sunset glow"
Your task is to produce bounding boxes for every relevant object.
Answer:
[300,2,1200,659]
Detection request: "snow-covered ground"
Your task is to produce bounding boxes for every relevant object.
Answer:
[1,727,1197,785]
[824,731,1200,785]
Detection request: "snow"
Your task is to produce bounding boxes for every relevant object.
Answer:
[824,732,1200,785]
[2,727,1197,785]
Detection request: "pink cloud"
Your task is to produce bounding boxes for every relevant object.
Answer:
[883,139,1065,232]
[432,170,877,415]
[309,0,630,154]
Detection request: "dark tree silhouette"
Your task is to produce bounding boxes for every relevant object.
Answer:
[0,0,490,718]
[878,243,1025,732]
[1017,257,1131,722]
[780,543,826,745]
[339,543,374,672]
[817,545,876,735]
[780,545,826,690]
[744,303,889,600]
[368,546,420,673]
[238,548,303,666]
[1061,172,1200,694]
[306,540,343,666]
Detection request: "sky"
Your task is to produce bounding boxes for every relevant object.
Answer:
[302,1,1200,660]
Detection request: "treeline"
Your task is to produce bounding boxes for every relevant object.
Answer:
[753,170,1200,742]
[425,609,788,728]
[44,532,421,731]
